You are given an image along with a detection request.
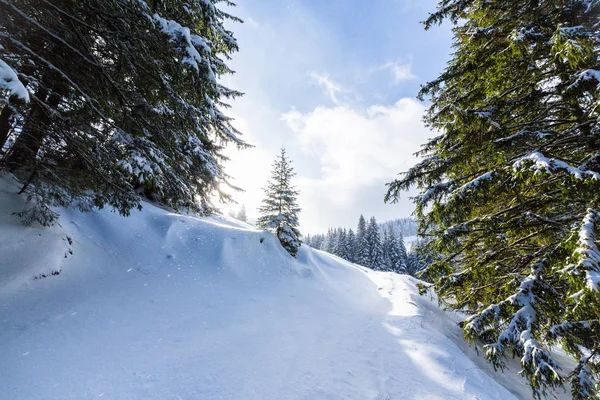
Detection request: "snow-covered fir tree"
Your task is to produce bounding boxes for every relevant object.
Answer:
[236,205,248,223]
[381,228,394,271]
[365,217,384,270]
[324,228,336,254]
[355,215,369,266]
[386,0,600,397]
[1,0,246,225]
[405,238,432,277]
[396,230,408,271]
[346,229,357,263]
[380,218,418,238]
[257,148,301,257]
[307,233,325,250]
[334,228,348,259]
[307,216,409,272]
[382,226,407,273]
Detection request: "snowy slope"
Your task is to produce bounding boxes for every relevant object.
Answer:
[1,176,536,400]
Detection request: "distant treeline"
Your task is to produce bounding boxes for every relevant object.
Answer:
[304,216,429,275]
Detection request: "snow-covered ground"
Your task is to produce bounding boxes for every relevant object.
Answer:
[0,177,552,399]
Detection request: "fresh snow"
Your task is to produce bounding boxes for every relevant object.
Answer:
[0,59,29,102]
[0,176,549,400]
[513,151,600,180]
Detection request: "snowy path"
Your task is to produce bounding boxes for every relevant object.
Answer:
[0,180,527,399]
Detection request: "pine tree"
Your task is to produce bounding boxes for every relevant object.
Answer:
[346,229,357,263]
[386,1,600,397]
[335,228,347,259]
[383,226,407,273]
[323,228,336,254]
[396,232,408,268]
[405,249,423,277]
[311,233,324,250]
[381,227,393,271]
[1,0,246,225]
[303,234,312,247]
[356,215,369,266]
[365,217,384,270]
[236,205,248,222]
[257,148,301,257]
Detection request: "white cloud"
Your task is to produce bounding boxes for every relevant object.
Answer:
[282,98,431,232]
[380,61,416,83]
[309,72,345,104]
[219,2,442,233]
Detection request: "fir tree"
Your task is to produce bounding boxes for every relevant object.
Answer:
[381,227,393,271]
[383,226,407,273]
[311,233,324,250]
[329,228,338,254]
[303,234,312,247]
[346,229,357,263]
[335,228,347,259]
[257,148,301,257]
[365,217,384,270]
[396,231,408,272]
[356,215,369,266]
[1,0,246,225]
[236,205,248,222]
[386,1,600,397]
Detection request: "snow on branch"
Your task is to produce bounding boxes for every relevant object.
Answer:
[420,172,498,205]
[568,69,600,91]
[513,151,600,181]
[564,209,600,292]
[421,180,456,203]
[453,171,497,197]
[0,59,29,102]
[464,259,561,385]
[152,14,215,82]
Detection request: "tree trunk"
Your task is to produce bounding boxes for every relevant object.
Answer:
[4,85,49,171]
[0,104,13,151]
[4,81,64,172]
[0,61,35,154]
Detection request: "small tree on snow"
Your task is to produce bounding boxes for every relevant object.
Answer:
[257,148,301,257]
[236,205,248,222]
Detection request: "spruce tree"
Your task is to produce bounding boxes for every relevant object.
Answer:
[257,148,301,257]
[346,229,357,263]
[323,228,336,254]
[395,231,408,273]
[356,215,369,266]
[386,1,600,397]
[236,205,248,222]
[304,234,312,247]
[1,0,246,225]
[365,217,384,270]
[336,228,348,259]
[382,227,393,271]
[385,226,407,273]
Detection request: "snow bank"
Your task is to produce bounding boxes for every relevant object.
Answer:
[0,176,538,400]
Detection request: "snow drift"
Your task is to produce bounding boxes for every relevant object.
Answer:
[0,176,541,399]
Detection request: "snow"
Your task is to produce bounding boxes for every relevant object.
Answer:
[0,59,29,102]
[513,151,600,180]
[576,209,600,292]
[0,175,541,399]
[453,172,496,198]
[569,69,600,91]
[153,13,214,80]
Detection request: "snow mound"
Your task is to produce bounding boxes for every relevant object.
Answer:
[1,176,535,400]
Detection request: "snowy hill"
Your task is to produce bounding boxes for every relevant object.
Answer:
[0,177,544,399]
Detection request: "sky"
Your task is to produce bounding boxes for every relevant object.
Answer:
[221,0,454,234]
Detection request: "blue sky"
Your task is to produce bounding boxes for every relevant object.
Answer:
[222,0,453,233]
